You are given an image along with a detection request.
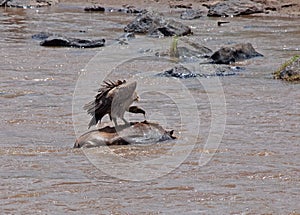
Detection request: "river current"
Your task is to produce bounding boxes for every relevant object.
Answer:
[0,3,299,214]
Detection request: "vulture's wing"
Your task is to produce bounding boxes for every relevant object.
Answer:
[111,81,137,117]
[84,80,126,127]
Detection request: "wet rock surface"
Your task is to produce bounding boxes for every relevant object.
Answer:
[74,121,176,148]
[210,43,263,64]
[157,65,199,79]
[205,0,264,17]
[0,0,58,8]
[274,55,300,82]
[124,12,192,37]
[180,9,205,20]
[157,65,245,79]
[84,5,147,14]
[39,36,105,48]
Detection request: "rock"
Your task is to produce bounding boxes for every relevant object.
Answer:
[124,12,192,37]
[74,121,176,148]
[215,66,245,76]
[84,5,147,14]
[156,38,212,62]
[40,36,105,48]
[157,65,199,79]
[1,0,58,8]
[273,55,300,82]
[157,65,245,79]
[205,0,264,17]
[84,5,105,12]
[157,46,211,63]
[169,2,192,9]
[210,43,263,64]
[180,9,205,20]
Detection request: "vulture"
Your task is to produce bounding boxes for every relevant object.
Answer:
[84,80,146,128]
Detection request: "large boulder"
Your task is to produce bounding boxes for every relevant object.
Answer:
[74,121,176,148]
[210,43,263,64]
[273,55,300,82]
[205,0,264,17]
[124,12,192,37]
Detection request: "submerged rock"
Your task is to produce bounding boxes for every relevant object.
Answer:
[84,5,147,14]
[205,0,263,17]
[124,12,192,37]
[157,65,245,79]
[180,9,205,20]
[0,0,58,8]
[210,43,263,64]
[273,55,300,82]
[157,65,199,79]
[74,121,176,148]
[40,36,105,48]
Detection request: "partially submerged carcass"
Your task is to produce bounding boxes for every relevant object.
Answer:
[74,121,176,148]
[75,80,176,148]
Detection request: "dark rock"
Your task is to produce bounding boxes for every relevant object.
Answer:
[169,2,192,9]
[205,0,264,17]
[84,5,147,14]
[217,21,230,26]
[74,121,176,148]
[180,9,205,20]
[124,12,192,37]
[210,43,263,64]
[157,65,246,79]
[215,66,245,76]
[274,55,300,82]
[157,65,199,79]
[1,0,58,8]
[84,5,105,12]
[40,36,105,48]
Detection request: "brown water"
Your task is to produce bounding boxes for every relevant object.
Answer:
[1,3,300,214]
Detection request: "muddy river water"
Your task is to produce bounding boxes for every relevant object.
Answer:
[0,3,299,214]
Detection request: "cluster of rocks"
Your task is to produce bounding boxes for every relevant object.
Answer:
[156,39,263,78]
[124,12,192,37]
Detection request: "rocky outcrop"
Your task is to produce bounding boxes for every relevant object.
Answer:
[210,43,263,64]
[0,0,58,8]
[204,0,264,17]
[124,12,192,37]
[74,121,176,148]
[273,55,300,82]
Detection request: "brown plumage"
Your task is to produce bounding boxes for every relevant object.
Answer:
[84,80,146,128]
